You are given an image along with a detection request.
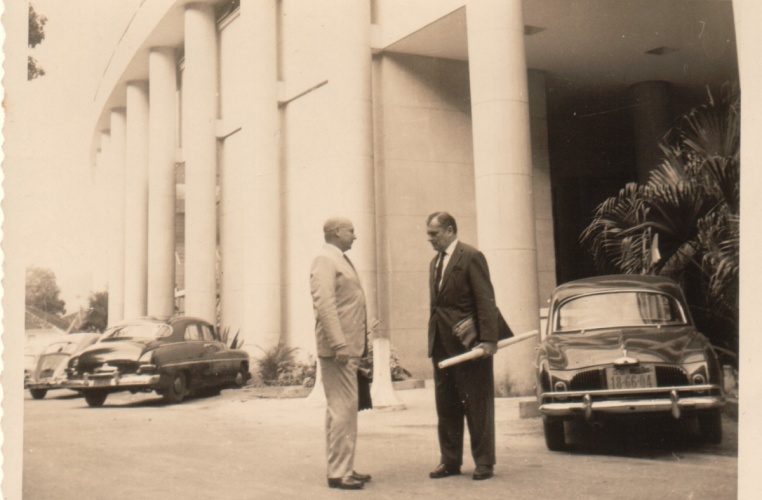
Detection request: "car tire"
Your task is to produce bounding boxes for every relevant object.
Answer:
[698,411,723,444]
[84,391,108,408]
[29,388,48,400]
[543,418,567,451]
[163,371,188,404]
[234,364,248,388]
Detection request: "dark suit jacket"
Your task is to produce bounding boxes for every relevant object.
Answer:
[428,241,500,358]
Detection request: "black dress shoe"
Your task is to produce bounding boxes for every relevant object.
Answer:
[328,477,365,490]
[429,463,461,479]
[351,471,372,483]
[472,465,494,480]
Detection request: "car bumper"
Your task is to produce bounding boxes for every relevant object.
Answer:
[66,373,161,390]
[538,385,725,420]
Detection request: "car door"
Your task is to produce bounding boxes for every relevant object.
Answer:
[180,322,214,389]
[198,323,231,386]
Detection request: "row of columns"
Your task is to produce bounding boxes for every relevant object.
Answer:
[97,0,541,399]
[103,5,219,327]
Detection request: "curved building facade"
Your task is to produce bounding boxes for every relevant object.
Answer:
[90,0,739,394]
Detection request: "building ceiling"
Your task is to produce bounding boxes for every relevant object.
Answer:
[383,0,738,106]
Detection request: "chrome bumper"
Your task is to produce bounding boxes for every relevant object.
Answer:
[66,372,161,390]
[539,385,725,420]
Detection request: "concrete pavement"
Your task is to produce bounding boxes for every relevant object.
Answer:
[23,383,738,499]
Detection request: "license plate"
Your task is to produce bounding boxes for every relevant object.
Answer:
[606,366,655,390]
[90,378,112,387]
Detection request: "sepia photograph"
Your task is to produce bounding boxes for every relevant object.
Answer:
[2,0,761,498]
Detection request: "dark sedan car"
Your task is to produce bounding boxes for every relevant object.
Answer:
[535,275,725,451]
[27,332,102,399]
[65,316,250,407]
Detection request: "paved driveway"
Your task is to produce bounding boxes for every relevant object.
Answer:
[23,385,737,499]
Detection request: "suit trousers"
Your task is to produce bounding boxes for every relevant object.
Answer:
[319,356,360,479]
[432,338,496,467]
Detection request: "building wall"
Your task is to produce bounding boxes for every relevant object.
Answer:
[374,53,476,378]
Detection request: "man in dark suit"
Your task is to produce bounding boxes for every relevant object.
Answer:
[310,217,372,490]
[426,211,499,481]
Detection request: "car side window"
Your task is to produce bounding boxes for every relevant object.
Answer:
[199,324,216,342]
[184,324,202,341]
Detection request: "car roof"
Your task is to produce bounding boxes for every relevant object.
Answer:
[550,274,685,304]
[109,316,213,328]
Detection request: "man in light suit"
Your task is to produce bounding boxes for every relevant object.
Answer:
[426,211,499,481]
[310,217,371,490]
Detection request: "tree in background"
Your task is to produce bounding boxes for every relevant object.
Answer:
[80,291,109,332]
[581,84,739,355]
[28,3,47,80]
[26,267,66,316]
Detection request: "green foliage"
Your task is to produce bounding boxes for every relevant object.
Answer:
[253,344,316,387]
[219,326,243,349]
[28,4,47,80]
[25,267,66,316]
[361,342,412,382]
[581,83,739,353]
[80,291,108,332]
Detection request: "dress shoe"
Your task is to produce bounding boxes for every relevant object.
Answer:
[327,477,365,490]
[429,463,461,479]
[351,471,372,483]
[472,465,494,480]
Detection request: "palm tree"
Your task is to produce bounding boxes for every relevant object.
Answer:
[581,83,739,353]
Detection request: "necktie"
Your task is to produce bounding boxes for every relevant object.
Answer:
[435,251,445,289]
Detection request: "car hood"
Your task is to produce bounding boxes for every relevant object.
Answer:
[541,326,708,371]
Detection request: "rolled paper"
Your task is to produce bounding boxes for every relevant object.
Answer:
[437,330,539,369]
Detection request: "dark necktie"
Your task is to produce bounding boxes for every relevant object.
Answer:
[435,251,445,289]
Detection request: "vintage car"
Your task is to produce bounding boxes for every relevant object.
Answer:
[535,275,725,451]
[27,332,102,399]
[65,316,250,407]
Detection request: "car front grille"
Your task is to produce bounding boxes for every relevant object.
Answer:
[655,365,689,387]
[570,369,606,390]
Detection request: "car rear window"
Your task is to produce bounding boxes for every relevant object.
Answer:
[555,291,688,333]
[103,323,172,340]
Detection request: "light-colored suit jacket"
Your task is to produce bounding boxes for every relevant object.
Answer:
[310,244,367,358]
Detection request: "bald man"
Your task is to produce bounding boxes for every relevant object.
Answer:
[310,217,371,490]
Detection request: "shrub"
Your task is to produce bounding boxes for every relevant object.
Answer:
[360,342,412,382]
[253,344,316,387]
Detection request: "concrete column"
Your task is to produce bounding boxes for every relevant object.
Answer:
[147,48,178,317]
[183,4,219,323]
[528,70,557,305]
[466,0,540,396]
[124,81,150,318]
[240,0,281,353]
[628,81,672,183]
[108,109,127,325]
[93,131,112,293]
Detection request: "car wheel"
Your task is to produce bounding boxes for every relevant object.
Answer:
[698,411,723,444]
[84,391,108,408]
[29,388,48,400]
[234,364,248,388]
[543,418,567,451]
[163,372,187,404]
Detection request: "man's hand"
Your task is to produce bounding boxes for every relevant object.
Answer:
[334,345,350,365]
[474,341,497,358]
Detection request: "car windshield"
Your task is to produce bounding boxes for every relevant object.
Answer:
[554,291,688,333]
[103,323,172,340]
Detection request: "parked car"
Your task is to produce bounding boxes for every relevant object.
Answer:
[27,333,102,399]
[65,316,250,407]
[535,275,725,451]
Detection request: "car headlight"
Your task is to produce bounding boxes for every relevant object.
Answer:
[554,381,568,392]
